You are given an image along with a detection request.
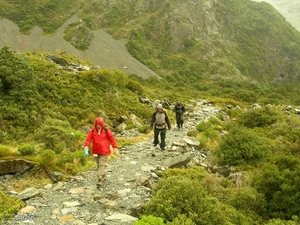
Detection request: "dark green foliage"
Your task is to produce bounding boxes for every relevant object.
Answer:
[221,186,267,221]
[126,80,144,95]
[216,125,271,166]
[234,89,257,103]
[237,107,283,128]
[253,155,300,220]
[0,0,85,34]
[0,47,157,145]
[200,174,267,222]
[57,150,88,174]
[142,175,254,225]
[33,118,76,154]
[0,46,38,104]
[166,214,196,225]
[31,149,61,179]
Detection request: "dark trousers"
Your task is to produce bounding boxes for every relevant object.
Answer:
[176,113,183,128]
[153,128,166,148]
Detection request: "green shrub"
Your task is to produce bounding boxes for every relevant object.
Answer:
[237,106,283,128]
[195,118,222,149]
[31,149,61,178]
[196,121,212,132]
[33,118,75,153]
[126,80,144,95]
[196,117,224,133]
[138,125,151,134]
[0,187,25,223]
[133,215,165,225]
[0,145,13,157]
[222,186,267,221]
[253,154,300,220]
[57,150,88,174]
[142,176,254,225]
[17,143,35,155]
[186,130,198,137]
[203,128,220,140]
[216,125,271,166]
[166,214,196,225]
[233,89,257,103]
[200,174,266,221]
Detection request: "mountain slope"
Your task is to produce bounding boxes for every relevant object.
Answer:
[0,0,300,85]
[0,16,159,78]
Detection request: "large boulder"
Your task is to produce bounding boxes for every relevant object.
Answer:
[0,159,34,175]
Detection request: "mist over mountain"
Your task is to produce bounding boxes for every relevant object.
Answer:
[252,0,300,32]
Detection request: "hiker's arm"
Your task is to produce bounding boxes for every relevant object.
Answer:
[150,113,155,129]
[84,130,93,147]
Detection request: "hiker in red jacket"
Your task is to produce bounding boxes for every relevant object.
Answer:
[84,117,118,186]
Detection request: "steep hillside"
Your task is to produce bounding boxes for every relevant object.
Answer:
[0,0,300,85]
[0,16,159,78]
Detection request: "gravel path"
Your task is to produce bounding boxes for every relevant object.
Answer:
[1,100,222,225]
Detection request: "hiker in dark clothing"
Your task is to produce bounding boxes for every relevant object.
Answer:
[173,100,186,129]
[150,104,171,150]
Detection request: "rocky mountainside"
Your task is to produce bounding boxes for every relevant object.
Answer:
[1,0,300,83]
[1,100,223,225]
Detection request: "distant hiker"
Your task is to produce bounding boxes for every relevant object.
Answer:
[173,100,186,129]
[84,117,118,186]
[150,104,171,150]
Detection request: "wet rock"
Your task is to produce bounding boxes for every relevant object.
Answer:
[0,159,34,175]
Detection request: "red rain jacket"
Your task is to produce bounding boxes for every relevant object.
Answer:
[84,117,117,155]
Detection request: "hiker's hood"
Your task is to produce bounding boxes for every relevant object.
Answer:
[94,117,104,128]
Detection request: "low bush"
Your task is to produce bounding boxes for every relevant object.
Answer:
[237,106,283,128]
[31,149,61,179]
[58,150,88,175]
[0,145,13,158]
[142,168,255,225]
[17,143,35,155]
[0,187,25,223]
[216,125,271,166]
[253,154,300,220]
[126,80,144,95]
[133,215,165,225]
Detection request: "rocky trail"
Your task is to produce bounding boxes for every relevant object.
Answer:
[1,100,222,225]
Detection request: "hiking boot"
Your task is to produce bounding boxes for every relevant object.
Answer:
[97,175,106,186]
[161,147,166,150]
